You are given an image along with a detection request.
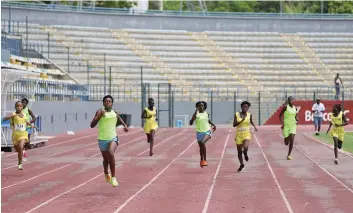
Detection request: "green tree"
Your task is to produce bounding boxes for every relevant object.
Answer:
[96,0,136,9]
[254,1,279,13]
[328,1,353,13]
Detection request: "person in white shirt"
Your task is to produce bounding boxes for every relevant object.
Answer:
[312,98,325,135]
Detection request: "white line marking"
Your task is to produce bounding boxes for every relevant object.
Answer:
[254,134,294,213]
[202,134,229,213]
[113,139,196,213]
[2,164,21,170]
[88,129,168,158]
[303,134,353,159]
[23,129,187,212]
[3,129,142,157]
[137,129,187,156]
[3,134,96,157]
[25,172,104,213]
[49,128,148,158]
[48,142,97,157]
[295,146,353,194]
[2,164,72,190]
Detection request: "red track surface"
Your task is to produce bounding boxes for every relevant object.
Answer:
[2,126,353,213]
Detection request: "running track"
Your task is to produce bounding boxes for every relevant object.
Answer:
[2,126,353,213]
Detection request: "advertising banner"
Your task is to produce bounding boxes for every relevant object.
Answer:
[264,100,352,125]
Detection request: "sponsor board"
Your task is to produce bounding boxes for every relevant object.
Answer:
[264,100,352,125]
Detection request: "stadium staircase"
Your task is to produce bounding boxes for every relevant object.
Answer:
[281,34,330,86]
[110,29,195,99]
[190,32,265,95]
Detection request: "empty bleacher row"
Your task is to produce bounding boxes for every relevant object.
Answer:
[2,21,352,104]
[1,31,89,101]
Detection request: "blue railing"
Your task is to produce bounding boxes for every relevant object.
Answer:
[2,1,353,19]
[1,34,21,56]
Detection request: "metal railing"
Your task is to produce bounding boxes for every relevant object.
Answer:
[2,2,353,19]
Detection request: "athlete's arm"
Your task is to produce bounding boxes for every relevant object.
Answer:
[233,113,246,127]
[26,121,34,128]
[117,113,129,132]
[208,119,216,132]
[28,109,37,123]
[326,122,332,135]
[279,105,287,125]
[90,110,103,128]
[141,109,152,119]
[3,113,16,121]
[189,108,197,126]
[141,110,147,119]
[250,115,258,131]
[340,114,348,127]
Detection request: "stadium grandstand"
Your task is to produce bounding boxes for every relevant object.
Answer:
[2,1,353,213]
[1,1,353,126]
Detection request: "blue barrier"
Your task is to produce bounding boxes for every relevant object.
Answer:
[34,116,42,132]
[1,117,11,128]
[176,120,183,128]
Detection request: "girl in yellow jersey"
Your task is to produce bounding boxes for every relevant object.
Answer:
[233,101,258,172]
[3,101,34,170]
[279,96,299,160]
[189,101,217,168]
[326,104,348,165]
[141,98,158,156]
[90,95,129,187]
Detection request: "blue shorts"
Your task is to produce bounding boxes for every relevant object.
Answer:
[98,137,119,152]
[26,127,32,135]
[196,130,212,143]
[314,117,323,126]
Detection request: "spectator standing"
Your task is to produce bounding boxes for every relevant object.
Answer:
[334,73,343,100]
[312,98,325,135]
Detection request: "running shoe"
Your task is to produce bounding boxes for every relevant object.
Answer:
[287,156,293,160]
[105,173,111,183]
[201,160,208,167]
[18,164,23,170]
[334,159,339,164]
[237,164,245,172]
[110,177,118,187]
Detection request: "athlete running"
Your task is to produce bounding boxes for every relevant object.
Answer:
[233,101,258,172]
[3,101,34,170]
[326,104,348,164]
[141,98,158,156]
[189,101,216,168]
[90,95,129,187]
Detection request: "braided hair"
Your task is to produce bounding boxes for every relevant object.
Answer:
[196,101,207,110]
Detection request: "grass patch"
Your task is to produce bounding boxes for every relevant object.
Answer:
[314,132,353,154]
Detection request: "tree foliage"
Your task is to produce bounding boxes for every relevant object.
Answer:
[36,0,353,13]
[162,0,352,14]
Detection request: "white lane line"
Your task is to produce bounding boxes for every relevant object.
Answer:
[24,129,187,212]
[254,134,294,213]
[295,145,353,194]
[113,139,196,213]
[2,164,72,190]
[303,134,353,159]
[202,134,230,213]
